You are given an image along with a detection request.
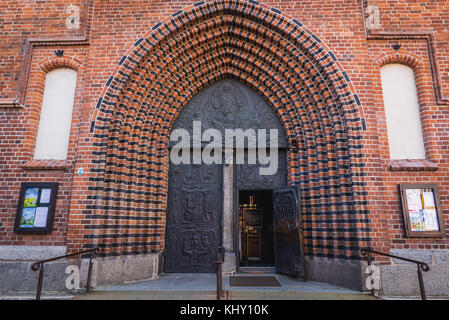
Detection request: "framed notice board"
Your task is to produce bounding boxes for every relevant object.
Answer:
[14,182,58,234]
[399,183,445,237]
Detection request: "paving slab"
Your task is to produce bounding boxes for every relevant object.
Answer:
[96,273,358,293]
[75,273,378,300]
[74,290,378,300]
[73,290,218,300]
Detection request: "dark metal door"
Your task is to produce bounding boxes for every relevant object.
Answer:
[165,79,289,273]
[273,186,305,279]
[165,160,222,273]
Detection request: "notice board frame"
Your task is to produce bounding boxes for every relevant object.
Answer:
[14,182,58,234]
[399,183,445,238]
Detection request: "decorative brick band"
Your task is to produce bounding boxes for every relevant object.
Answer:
[73,0,370,260]
[39,57,82,73]
[374,51,424,70]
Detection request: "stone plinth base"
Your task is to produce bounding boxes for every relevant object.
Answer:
[305,256,364,291]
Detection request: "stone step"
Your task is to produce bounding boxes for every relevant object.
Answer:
[73,290,379,300]
[73,290,218,300]
[239,267,277,274]
[0,291,75,300]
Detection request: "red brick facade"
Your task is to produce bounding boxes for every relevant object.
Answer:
[1,0,448,269]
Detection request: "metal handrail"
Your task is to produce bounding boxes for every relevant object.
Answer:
[214,247,226,300]
[361,248,430,300]
[31,248,100,300]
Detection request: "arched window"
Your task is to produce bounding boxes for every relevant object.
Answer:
[33,68,78,160]
[380,63,426,160]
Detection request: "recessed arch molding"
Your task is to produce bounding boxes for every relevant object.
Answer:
[77,0,370,264]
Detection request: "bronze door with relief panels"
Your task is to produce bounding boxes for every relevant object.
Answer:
[165,79,287,273]
[273,186,305,278]
[165,160,222,273]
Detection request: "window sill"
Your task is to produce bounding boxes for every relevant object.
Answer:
[389,159,439,172]
[0,98,24,108]
[22,160,69,171]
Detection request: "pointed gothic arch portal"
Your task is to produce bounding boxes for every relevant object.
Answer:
[84,0,370,290]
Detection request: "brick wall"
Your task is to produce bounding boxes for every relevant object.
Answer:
[0,0,448,263]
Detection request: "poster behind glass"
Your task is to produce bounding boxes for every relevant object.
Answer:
[400,184,444,237]
[15,183,58,234]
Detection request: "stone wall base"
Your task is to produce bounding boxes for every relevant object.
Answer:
[0,250,161,293]
[379,249,449,296]
[0,245,69,292]
[0,260,70,292]
[380,265,449,296]
[86,253,161,288]
[304,256,365,291]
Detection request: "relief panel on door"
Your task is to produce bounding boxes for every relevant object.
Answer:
[165,161,222,273]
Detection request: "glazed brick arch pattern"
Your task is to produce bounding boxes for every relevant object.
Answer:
[78,0,370,260]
